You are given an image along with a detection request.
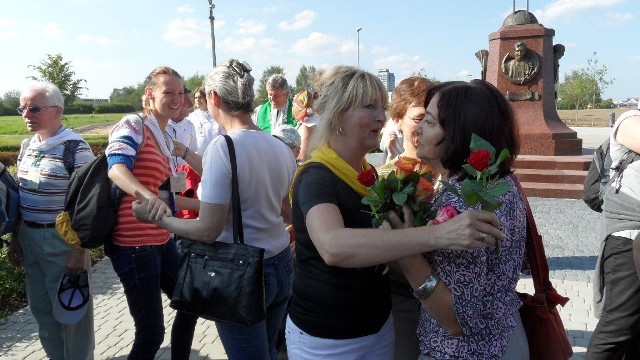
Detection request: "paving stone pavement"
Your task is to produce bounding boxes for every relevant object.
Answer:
[0,128,611,359]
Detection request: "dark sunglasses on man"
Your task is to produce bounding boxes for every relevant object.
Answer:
[16,105,58,115]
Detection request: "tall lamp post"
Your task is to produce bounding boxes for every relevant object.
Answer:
[356,27,362,67]
[208,0,216,67]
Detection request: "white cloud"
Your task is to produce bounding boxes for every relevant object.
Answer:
[41,22,63,39]
[289,32,355,56]
[373,54,429,78]
[629,55,640,62]
[0,18,15,27]
[219,36,279,64]
[534,0,625,24]
[177,5,194,14]
[164,18,210,47]
[371,46,389,55]
[236,19,266,35]
[262,6,279,13]
[599,12,634,26]
[76,34,119,46]
[278,10,317,31]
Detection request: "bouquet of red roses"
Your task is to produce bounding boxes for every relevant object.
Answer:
[358,157,437,227]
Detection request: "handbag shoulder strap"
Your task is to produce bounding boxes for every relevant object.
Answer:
[509,175,558,293]
[223,135,244,245]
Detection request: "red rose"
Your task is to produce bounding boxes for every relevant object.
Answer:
[467,149,491,172]
[357,169,376,187]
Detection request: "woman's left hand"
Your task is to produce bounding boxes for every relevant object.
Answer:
[383,204,415,229]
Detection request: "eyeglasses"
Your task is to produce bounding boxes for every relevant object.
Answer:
[16,105,57,115]
[226,59,252,78]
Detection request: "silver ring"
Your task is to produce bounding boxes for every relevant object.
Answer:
[479,232,488,241]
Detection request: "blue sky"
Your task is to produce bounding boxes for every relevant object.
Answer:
[1,0,637,101]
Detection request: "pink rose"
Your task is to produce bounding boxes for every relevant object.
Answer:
[432,205,459,225]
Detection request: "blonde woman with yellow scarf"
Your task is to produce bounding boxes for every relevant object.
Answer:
[285,66,503,359]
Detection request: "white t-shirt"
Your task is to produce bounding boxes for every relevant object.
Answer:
[200,130,296,258]
[186,109,223,155]
[167,118,198,167]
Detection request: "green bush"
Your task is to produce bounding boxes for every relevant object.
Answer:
[94,103,135,114]
[0,103,15,116]
[0,240,26,320]
[65,103,95,115]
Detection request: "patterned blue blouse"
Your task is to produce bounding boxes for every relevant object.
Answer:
[418,175,526,359]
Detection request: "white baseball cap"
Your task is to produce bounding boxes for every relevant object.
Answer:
[52,271,91,324]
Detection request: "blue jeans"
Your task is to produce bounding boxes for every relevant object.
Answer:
[216,247,294,360]
[109,240,198,360]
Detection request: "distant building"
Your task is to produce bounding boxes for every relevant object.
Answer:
[377,69,395,92]
[78,98,109,106]
[613,97,638,108]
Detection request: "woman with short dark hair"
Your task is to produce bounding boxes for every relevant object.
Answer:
[393,80,528,359]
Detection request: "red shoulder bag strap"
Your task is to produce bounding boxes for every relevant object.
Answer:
[509,174,569,306]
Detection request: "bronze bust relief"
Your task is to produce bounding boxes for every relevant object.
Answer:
[502,42,540,85]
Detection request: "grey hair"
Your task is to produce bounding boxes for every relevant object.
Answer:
[204,59,255,115]
[266,74,289,91]
[308,65,388,155]
[21,81,65,110]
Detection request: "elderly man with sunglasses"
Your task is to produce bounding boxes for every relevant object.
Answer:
[8,81,95,359]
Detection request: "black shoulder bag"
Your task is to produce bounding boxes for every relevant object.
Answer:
[170,135,266,325]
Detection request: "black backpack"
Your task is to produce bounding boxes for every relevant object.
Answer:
[583,138,639,212]
[0,162,20,236]
[56,153,122,249]
[56,114,144,249]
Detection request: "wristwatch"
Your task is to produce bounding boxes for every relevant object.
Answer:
[412,273,440,300]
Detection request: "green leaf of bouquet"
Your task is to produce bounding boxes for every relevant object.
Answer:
[469,134,496,161]
[462,164,478,177]
[362,196,382,205]
[487,181,510,197]
[480,197,503,211]
[392,192,408,205]
[404,172,420,184]
[440,181,462,198]
[402,183,416,195]
[461,180,481,206]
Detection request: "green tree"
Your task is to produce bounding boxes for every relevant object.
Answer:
[254,65,285,107]
[1,90,21,112]
[585,52,614,109]
[294,65,319,94]
[409,68,441,84]
[185,73,205,92]
[109,84,144,110]
[557,69,595,122]
[28,53,86,106]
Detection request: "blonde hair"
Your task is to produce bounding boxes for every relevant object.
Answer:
[308,65,388,155]
[141,66,183,117]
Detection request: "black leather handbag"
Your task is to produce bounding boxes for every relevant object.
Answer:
[170,135,266,325]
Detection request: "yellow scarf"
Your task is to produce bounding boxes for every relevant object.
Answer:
[289,143,372,201]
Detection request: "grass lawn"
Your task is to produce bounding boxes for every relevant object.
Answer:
[0,113,122,148]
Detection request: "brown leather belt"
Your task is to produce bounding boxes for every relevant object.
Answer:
[23,220,56,229]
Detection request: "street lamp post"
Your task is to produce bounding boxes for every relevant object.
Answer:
[208,0,216,67]
[356,27,362,67]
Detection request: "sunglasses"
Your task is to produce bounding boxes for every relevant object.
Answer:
[16,105,57,115]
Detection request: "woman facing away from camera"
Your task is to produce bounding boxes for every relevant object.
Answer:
[388,80,529,359]
[105,66,200,359]
[132,59,297,360]
[285,66,505,359]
